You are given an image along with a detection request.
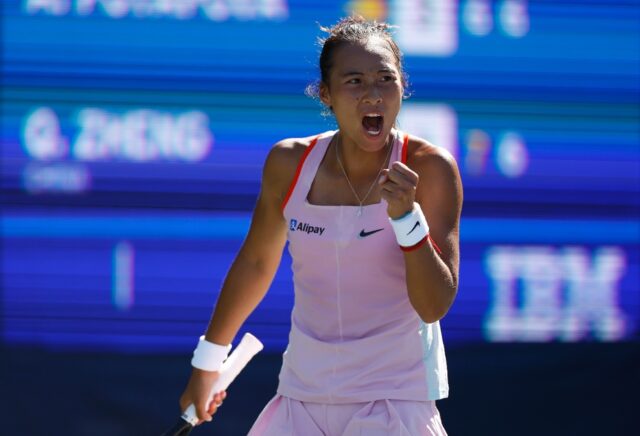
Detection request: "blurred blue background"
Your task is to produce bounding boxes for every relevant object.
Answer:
[2,0,639,435]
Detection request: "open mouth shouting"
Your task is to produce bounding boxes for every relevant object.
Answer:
[362,113,384,137]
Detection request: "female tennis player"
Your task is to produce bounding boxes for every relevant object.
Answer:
[179,16,463,435]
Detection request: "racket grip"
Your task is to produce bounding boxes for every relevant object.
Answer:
[181,333,264,425]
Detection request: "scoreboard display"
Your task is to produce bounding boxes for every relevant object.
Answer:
[2,0,639,352]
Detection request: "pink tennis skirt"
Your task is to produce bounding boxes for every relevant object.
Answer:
[247,395,447,436]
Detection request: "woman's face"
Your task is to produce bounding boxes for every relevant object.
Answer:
[320,37,404,152]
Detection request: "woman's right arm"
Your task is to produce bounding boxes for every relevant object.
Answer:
[179,139,303,422]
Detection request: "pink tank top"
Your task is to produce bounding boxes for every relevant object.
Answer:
[278,130,448,403]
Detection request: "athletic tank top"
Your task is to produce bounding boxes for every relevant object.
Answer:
[277,130,449,403]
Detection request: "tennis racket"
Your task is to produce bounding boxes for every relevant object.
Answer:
[161,333,264,436]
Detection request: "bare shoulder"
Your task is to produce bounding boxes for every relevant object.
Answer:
[263,135,319,201]
[265,136,315,169]
[405,135,460,184]
[404,135,462,235]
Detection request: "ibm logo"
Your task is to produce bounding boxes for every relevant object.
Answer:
[484,246,628,342]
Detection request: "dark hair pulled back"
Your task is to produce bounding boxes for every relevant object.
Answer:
[306,15,410,108]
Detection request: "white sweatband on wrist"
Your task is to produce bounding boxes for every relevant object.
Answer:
[389,202,429,251]
[191,335,232,372]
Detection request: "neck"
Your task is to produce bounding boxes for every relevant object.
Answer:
[335,131,395,177]
[334,130,395,209]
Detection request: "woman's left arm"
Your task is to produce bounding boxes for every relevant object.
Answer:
[379,140,463,323]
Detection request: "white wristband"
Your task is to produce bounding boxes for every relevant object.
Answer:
[389,202,429,249]
[191,336,232,372]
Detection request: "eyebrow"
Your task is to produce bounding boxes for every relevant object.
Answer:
[341,69,396,77]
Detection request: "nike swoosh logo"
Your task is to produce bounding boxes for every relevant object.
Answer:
[359,228,384,238]
[407,221,420,235]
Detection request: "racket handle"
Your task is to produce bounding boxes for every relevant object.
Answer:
[181,333,264,425]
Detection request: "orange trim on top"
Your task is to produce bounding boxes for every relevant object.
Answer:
[401,133,409,164]
[281,136,320,212]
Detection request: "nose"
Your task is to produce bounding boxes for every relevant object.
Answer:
[362,83,383,104]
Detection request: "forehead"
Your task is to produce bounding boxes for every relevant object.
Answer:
[331,38,399,74]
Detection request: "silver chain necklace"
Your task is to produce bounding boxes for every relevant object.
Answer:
[335,132,395,217]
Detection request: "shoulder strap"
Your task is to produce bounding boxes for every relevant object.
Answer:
[401,132,409,164]
[280,136,320,212]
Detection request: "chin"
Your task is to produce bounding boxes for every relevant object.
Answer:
[359,127,394,150]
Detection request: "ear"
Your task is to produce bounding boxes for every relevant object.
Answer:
[319,82,331,108]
